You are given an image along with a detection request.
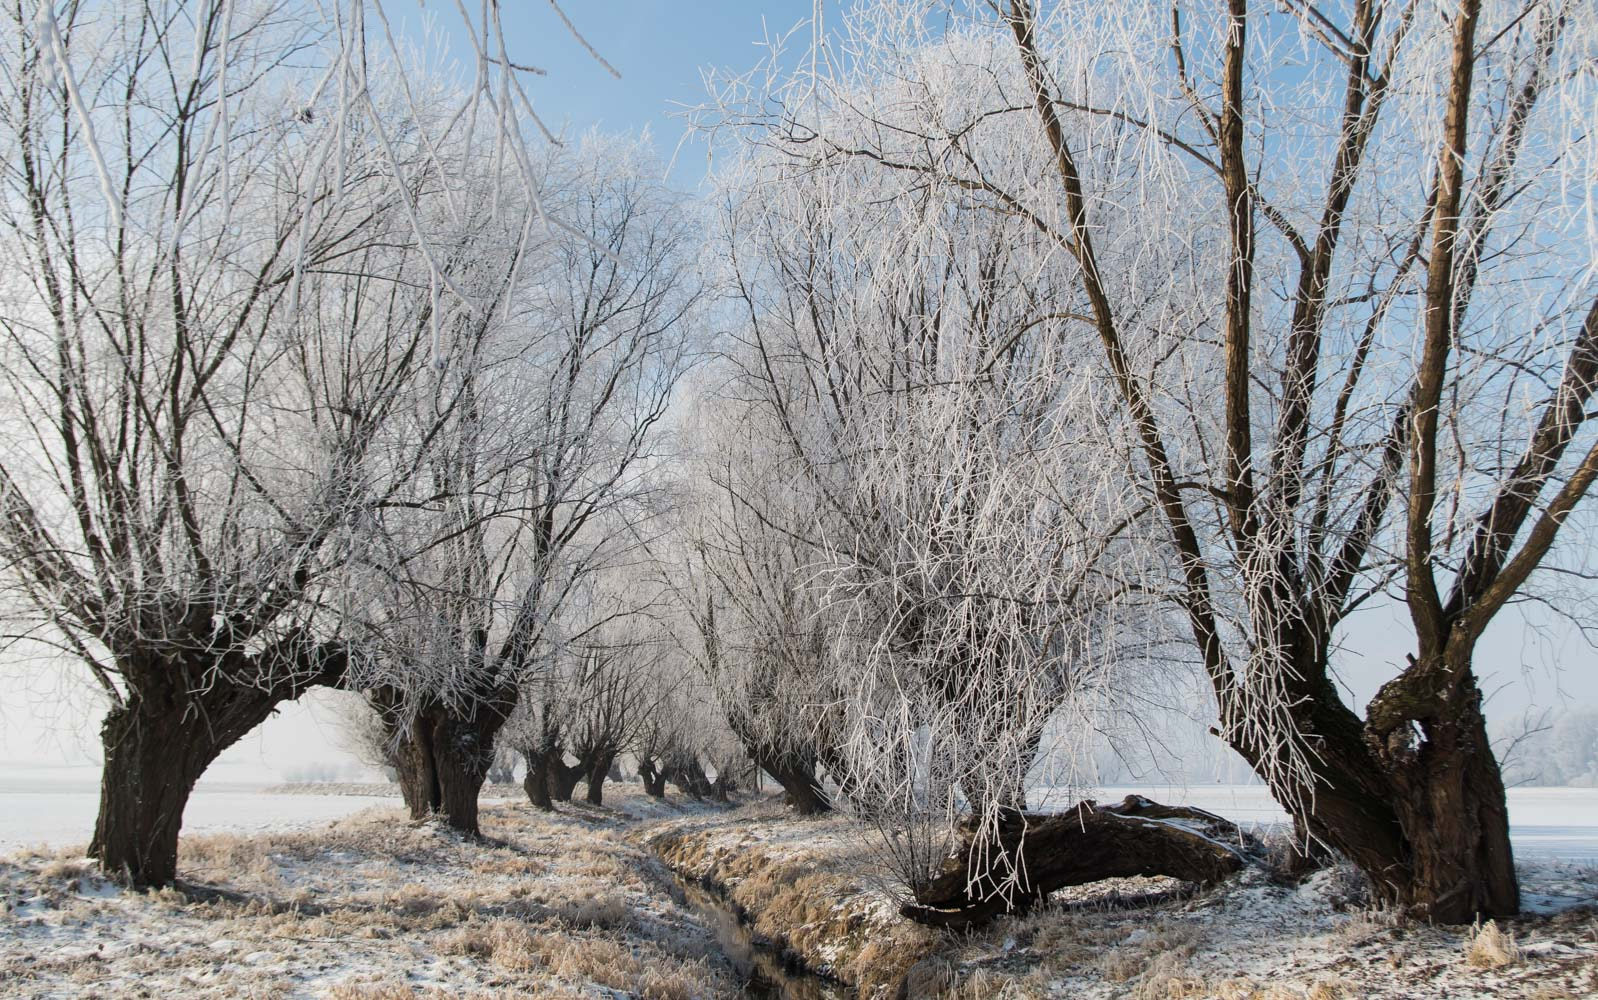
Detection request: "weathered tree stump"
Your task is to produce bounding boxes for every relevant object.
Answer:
[901,795,1261,929]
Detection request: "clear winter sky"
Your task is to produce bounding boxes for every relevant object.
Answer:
[1,1,1595,781]
[414,0,823,189]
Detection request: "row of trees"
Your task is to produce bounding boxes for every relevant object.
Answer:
[6,0,1596,929]
[0,1,696,886]
[346,625,752,811]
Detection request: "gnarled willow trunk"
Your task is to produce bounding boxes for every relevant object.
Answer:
[370,684,518,836]
[743,745,829,815]
[1365,656,1517,920]
[521,748,554,810]
[584,750,617,805]
[1229,641,1516,923]
[729,716,830,815]
[637,756,667,798]
[904,796,1259,929]
[91,645,346,888]
[548,757,583,802]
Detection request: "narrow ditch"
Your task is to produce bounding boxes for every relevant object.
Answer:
[663,866,855,999]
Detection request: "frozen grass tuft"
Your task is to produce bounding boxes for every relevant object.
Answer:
[1463,918,1522,970]
[1129,952,1206,998]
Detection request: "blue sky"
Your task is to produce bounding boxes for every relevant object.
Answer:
[397,1,820,188]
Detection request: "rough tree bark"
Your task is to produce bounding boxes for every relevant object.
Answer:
[369,682,519,836]
[90,643,348,888]
[521,748,554,811]
[730,717,830,814]
[902,796,1259,929]
[1224,639,1515,920]
[665,752,716,800]
[1362,650,1518,918]
[548,757,584,802]
[746,742,830,815]
[637,756,667,798]
[584,750,617,805]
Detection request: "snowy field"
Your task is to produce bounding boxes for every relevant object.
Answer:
[1092,784,1598,862]
[2,785,1596,998]
[0,764,395,854]
[6,764,1598,862]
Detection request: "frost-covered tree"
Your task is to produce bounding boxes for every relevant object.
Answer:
[704,0,1598,919]
[1497,708,1598,787]
[696,142,1157,868]
[352,135,698,834]
[0,1,450,886]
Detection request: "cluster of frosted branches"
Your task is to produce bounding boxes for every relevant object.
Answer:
[31,0,614,370]
[0,1,449,701]
[685,115,1175,896]
[694,0,1598,913]
[662,416,850,804]
[337,133,699,733]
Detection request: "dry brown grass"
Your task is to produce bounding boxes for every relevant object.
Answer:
[438,918,542,972]
[1129,952,1207,999]
[324,981,432,1000]
[323,977,589,1000]
[940,967,1055,998]
[1463,918,1523,970]
[1098,922,1203,984]
[650,823,939,997]
[1,799,746,999]
[39,857,92,880]
[531,931,718,999]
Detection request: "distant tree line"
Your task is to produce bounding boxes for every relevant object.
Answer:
[1496,708,1598,788]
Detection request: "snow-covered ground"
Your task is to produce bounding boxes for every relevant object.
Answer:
[0,764,395,854]
[3,783,1596,999]
[6,766,1598,863]
[651,797,1598,1000]
[0,791,746,999]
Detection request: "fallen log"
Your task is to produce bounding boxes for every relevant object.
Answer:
[901,795,1262,929]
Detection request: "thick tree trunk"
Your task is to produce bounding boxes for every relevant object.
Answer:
[709,762,738,802]
[902,796,1258,929]
[729,716,831,814]
[584,751,616,806]
[637,757,667,798]
[1389,723,1517,920]
[548,757,583,802]
[393,713,440,820]
[666,753,716,799]
[522,749,554,811]
[757,750,830,815]
[370,685,517,836]
[91,697,217,889]
[1230,642,1516,922]
[91,646,346,888]
[1366,660,1517,921]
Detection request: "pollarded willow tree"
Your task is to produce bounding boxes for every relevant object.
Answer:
[708,0,1598,919]
[0,0,458,886]
[663,417,846,816]
[346,179,532,835]
[348,134,698,834]
[700,134,1164,876]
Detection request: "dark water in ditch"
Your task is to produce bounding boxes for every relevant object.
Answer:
[670,873,854,1000]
